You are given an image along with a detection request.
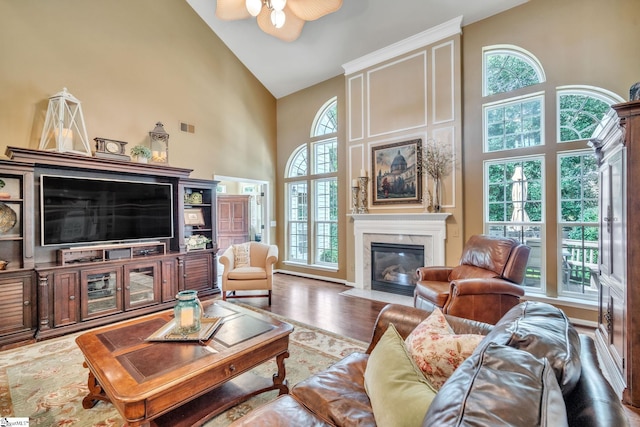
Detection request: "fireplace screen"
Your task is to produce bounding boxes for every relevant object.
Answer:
[371,242,424,296]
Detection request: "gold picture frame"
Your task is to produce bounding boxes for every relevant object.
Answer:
[372,138,422,205]
[184,208,205,226]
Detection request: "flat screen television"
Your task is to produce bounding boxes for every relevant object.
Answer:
[40,175,173,246]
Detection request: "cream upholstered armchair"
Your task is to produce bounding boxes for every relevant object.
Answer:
[219,242,278,305]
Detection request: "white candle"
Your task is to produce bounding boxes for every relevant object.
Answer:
[360,169,367,177]
[180,307,194,327]
[55,128,73,150]
[352,179,359,187]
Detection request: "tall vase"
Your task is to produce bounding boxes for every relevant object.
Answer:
[433,178,442,213]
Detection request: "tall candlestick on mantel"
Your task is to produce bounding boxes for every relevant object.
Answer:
[358,176,369,213]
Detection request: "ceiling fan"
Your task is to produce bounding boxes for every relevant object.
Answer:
[215,0,343,42]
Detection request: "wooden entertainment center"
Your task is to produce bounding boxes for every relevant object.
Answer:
[0,147,219,347]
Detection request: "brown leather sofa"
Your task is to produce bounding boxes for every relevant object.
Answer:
[414,234,530,324]
[229,302,629,427]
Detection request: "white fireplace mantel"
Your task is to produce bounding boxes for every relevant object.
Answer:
[351,213,450,290]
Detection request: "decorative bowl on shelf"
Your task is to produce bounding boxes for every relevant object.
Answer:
[0,203,17,233]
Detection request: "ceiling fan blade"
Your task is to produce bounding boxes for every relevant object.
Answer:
[257,6,305,42]
[215,0,251,20]
[288,0,343,21]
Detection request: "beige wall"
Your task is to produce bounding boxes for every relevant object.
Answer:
[462,0,640,319]
[0,0,276,189]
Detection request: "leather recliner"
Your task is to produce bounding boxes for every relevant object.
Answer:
[414,234,530,324]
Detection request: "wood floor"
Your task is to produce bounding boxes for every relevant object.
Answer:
[228,272,388,343]
[233,272,640,426]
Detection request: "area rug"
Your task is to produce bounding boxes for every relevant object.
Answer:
[0,305,367,426]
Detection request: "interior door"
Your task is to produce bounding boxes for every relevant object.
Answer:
[217,195,250,254]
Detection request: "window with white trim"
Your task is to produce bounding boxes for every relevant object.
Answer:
[482,46,622,302]
[484,93,544,152]
[485,156,544,292]
[483,46,545,96]
[285,98,338,267]
[558,87,623,142]
[558,151,599,299]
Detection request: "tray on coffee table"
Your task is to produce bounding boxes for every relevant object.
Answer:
[145,317,223,342]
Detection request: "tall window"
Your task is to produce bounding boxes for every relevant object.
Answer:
[482,46,621,301]
[558,151,599,298]
[285,98,338,267]
[485,157,544,291]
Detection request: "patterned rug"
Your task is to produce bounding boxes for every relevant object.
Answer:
[0,304,367,426]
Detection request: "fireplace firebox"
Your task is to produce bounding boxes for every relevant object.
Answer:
[371,242,424,296]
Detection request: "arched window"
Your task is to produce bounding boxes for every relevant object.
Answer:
[312,98,338,136]
[483,45,545,96]
[285,98,338,267]
[287,146,307,177]
[557,86,624,142]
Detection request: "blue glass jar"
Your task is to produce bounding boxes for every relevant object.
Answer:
[174,290,202,334]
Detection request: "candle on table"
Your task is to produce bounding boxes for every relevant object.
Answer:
[352,179,359,187]
[360,169,367,177]
[180,306,194,327]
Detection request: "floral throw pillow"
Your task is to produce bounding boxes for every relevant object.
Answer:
[233,243,251,268]
[405,308,485,390]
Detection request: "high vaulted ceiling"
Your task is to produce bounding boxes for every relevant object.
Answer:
[187,0,528,99]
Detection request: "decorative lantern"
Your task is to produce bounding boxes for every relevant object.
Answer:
[173,290,202,334]
[149,122,169,164]
[39,88,92,156]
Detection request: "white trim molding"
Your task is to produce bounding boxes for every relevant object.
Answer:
[342,16,463,76]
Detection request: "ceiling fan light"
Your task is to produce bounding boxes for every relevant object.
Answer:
[271,9,286,28]
[245,0,262,17]
[271,0,286,12]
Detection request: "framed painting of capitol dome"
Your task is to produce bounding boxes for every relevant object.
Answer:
[371,138,422,205]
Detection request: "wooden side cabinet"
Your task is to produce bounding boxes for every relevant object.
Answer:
[124,260,161,310]
[53,270,80,327]
[161,257,179,302]
[80,266,123,321]
[36,254,185,340]
[0,270,36,346]
[591,100,640,407]
[183,249,218,297]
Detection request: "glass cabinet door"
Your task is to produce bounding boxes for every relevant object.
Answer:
[81,268,122,319]
[124,261,161,309]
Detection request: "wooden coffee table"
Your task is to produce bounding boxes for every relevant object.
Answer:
[75,301,293,426]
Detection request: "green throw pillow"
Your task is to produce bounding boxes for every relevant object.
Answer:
[364,323,437,427]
